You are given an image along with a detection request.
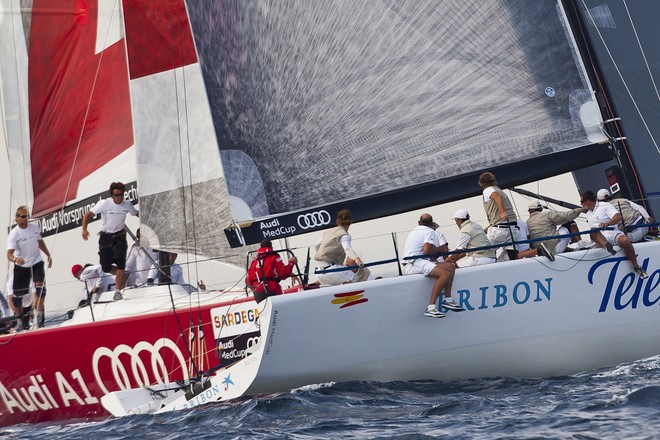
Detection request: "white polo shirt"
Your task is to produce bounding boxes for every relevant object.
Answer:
[90,198,138,233]
[7,223,43,267]
[403,225,438,260]
[586,201,620,228]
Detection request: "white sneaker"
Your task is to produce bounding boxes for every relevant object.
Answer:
[441,298,465,312]
[424,307,446,318]
[537,242,555,261]
[634,267,649,280]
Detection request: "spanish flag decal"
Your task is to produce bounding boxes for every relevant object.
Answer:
[331,290,368,308]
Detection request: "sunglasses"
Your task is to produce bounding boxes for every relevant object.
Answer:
[112,193,124,197]
[17,215,28,218]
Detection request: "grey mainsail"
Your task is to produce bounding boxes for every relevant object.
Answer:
[181,0,611,246]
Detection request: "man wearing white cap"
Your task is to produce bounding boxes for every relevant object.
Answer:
[526,201,584,256]
[402,213,464,318]
[445,209,496,267]
[596,189,653,243]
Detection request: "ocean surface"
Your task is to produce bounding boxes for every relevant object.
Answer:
[3,355,659,440]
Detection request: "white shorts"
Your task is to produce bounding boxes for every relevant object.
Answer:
[403,258,437,277]
[602,229,625,246]
[457,256,496,267]
[627,226,648,243]
[487,225,519,249]
[316,265,355,286]
[555,226,569,253]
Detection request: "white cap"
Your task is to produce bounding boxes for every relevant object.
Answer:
[528,200,542,210]
[452,209,469,220]
[596,188,610,201]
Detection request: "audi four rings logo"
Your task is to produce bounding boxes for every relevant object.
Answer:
[92,338,189,395]
[246,336,260,349]
[297,210,331,229]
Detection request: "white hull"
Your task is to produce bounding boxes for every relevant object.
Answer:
[102,241,660,416]
[248,242,660,391]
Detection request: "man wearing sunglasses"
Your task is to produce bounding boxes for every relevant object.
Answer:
[6,205,52,329]
[82,182,139,300]
[580,190,648,279]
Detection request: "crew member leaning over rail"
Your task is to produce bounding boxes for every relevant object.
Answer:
[402,213,464,318]
[597,188,654,243]
[580,190,648,279]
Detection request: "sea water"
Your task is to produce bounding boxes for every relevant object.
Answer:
[3,355,659,439]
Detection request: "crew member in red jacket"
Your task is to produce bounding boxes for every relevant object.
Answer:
[247,240,298,303]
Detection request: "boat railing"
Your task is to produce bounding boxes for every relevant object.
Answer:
[312,222,660,276]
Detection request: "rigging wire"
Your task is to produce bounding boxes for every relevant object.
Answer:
[152,2,256,380]
[569,0,648,213]
[163,0,205,380]
[43,0,123,277]
[580,0,660,156]
[621,0,660,103]
[176,5,208,358]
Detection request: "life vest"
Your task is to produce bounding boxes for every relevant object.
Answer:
[246,247,295,299]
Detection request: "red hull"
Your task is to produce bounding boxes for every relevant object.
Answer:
[0,296,255,426]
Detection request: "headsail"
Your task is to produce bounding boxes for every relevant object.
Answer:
[181,0,613,246]
[121,0,238,259]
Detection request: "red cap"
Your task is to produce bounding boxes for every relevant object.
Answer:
[71,264,83,277]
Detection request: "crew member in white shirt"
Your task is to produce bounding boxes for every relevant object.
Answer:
[147,253,185,285]
[445,209,496,267]
[597,188,653,243]
[125,228,157,286]
[82,182,138,300]
[71,264,116,304]
[402,213,464,318]
[580,190,648,279]
[6,206,52,329]
[431,222,449,263]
